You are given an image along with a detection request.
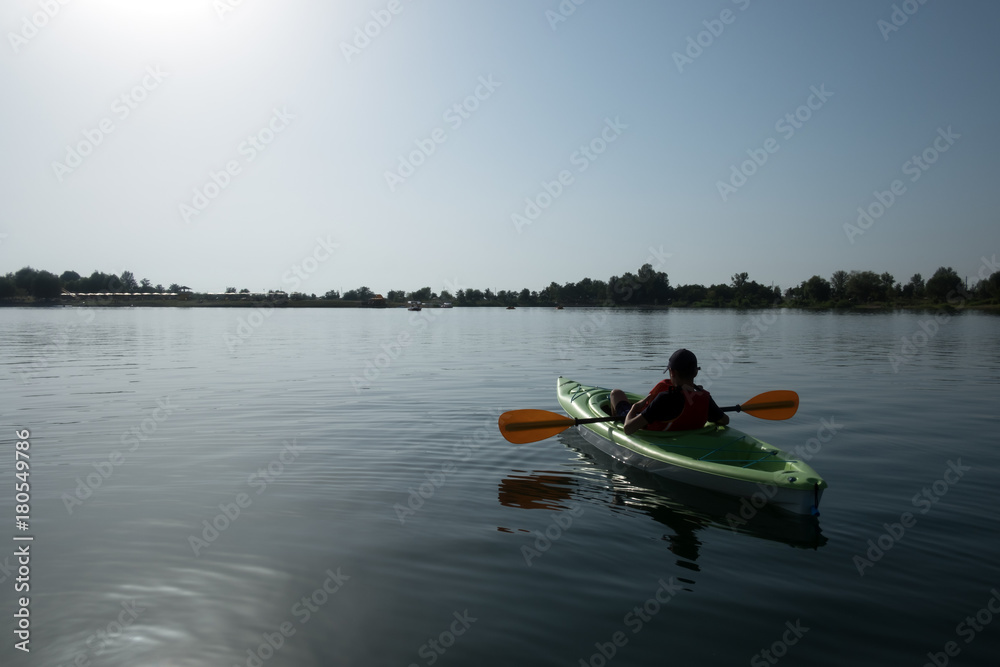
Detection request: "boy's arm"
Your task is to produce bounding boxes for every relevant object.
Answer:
[624,391,685,435]
[708,397,729,426]
[623,402,649,435]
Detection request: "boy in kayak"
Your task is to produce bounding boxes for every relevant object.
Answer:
[608,348,729,435]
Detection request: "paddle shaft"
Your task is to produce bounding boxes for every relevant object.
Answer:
[502,415,615,432]
[498,390,798,444]
[720,400,795,413]
[505,400,795,432]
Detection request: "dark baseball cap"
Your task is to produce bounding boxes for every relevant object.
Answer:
[665,348,699,376]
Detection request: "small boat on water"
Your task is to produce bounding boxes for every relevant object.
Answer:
[552,377,827,515]
[441,302,453,308]
[407,301,422,311]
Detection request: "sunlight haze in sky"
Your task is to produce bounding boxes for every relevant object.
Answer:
[2,0,998,295]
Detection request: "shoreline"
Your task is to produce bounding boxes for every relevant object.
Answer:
[2,299,998,312]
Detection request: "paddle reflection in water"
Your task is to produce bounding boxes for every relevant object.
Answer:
[497,472,578,511]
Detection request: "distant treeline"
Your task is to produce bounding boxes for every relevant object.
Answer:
[3,263,999,308]
[0,268,185,300]
[336,264,998,308]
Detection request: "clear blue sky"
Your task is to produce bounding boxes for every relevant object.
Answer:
[1,0,997,295]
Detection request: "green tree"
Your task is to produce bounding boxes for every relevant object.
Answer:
[608,264,671,305]
[925,267,961,301]
[801,275,832,303]
[589,279,609,304]
[560,281,580,304]
[845,271,882,303]
[408,287,433,301]
[0,275,17,298]
[639,265,671,304]
[981,271,1000,303]
[879,272,896,301]
[728,275,775,307]
[31,271,63,299]
[706,283,735,306]
[77,271,104,293]
[609,271,640,304]
[673,284,707,306]
[541,282,562,304]
[342,286,374,301]
[830,270,848,300]
[120,270,138,292]
[14,267,37,291]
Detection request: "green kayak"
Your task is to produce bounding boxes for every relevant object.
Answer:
[557,377,827,515]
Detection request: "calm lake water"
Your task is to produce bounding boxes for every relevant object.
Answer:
[2,306,999,667]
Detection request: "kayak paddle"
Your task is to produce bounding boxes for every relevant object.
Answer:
[720,390,798,421]
[498,390,798,444]
[498,410,618,445]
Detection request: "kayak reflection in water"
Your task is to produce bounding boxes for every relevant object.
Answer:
[608,349,730,436]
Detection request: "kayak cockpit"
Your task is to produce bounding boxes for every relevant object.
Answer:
[593,395,796,473]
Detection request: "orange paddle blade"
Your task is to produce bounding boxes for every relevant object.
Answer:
[738,390,799,420]
[498,409,576,444]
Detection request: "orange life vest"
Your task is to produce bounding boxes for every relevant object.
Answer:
[644,379,712,431]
